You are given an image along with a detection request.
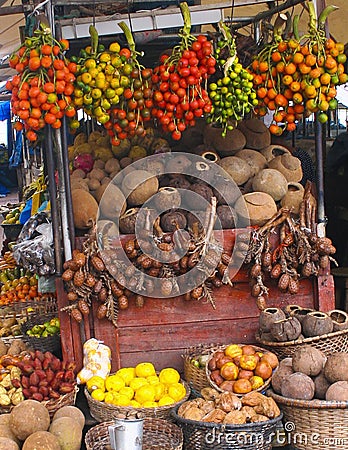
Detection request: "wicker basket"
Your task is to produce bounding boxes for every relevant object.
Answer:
[172,405,283,450]
[268,389,348,450]
[85,418,183,450]
[21,312,61,354]
[205,344,276,394]
[0,296,57,319]
[85,380,191,423]
[255,328,348,360]
[183,343,225,393]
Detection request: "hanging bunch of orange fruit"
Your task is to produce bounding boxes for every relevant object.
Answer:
[249,1,347,135]
[6,24,76,143]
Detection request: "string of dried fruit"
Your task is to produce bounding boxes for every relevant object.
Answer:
[61,232,124,325]
[245,183,336,310]
[6,24,76,143]
[151,2,215,141]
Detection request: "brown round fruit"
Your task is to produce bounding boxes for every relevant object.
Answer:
[233,355,242,366]
[254,361,272,380]
[219,380,235,392]
[233,378,252,394]
[241,345,256,355]
[216,355,233,369]
[239,355,258,371]
[238,369,254,380]
[220,362,239,381]
[261,352,279,370]
[210,369,224,386]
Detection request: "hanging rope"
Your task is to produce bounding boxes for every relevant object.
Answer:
[127,0,133,34]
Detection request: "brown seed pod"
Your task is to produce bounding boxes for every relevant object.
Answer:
[144,279,155,294]
[93,279,103,294]
[78,300,90,315]
[152,259,163,269]
[251,284,261,298]
[147,267,161,277]
[187,241,197,252]
[161,279,173,297]
[283,233,294,246]
[319,255,330,269]
[278,273,290,292]
[261,251,272,268]
[238,232,251,243]
[250,263,262,278]
[127,249,138,260]
[62,269,74,282]
[204,249,221,268]
[85,274,96,288]
[135,295,145,308]
[235,241,249,252]
[188,252,200,268]
[98,287,107,302]
[301,261,313,278]
[71,308,83,323]
[211,277,223,288]
[128,277,138,289]
[288,278,299,294]
[270,264,282,279]
[91,255,105,272]
[180,255,189,270]
[139,240,154,255]
[118,295,129,310]
[124,239,135,254]
[111,281,124,298]
[124,265,136,278]
[221,253,231,265]
[67,291,78,302]
[217,262,227,277]
[74,252,86,268]
[136,254,148,265]
[73,269,85,287]
[191,286,203,299]
[116,273,127,287]
[183,292,192,301]
[97,304,107,320]
[141,257,153,270]
[256,296,267,311]
[234,250,247,260]
[157,242,174,252]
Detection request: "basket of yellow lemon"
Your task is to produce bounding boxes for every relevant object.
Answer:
[84,362,191,423]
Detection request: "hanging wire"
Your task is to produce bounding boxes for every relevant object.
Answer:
[93,0,96,27]
[229,0,235,30]
[127,0,133,34]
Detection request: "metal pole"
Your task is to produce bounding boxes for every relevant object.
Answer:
[45,126,63,274]
[61,117,75,248]
[314,117,326,225]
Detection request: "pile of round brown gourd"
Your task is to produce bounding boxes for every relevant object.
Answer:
[258,306,348,343]
[177,387,280,424]
[272,345,348,402]
[0,402,84,450]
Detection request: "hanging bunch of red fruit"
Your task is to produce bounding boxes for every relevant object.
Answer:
[249,1,347,135]
[151,1,216,141]
[6,24,76,143]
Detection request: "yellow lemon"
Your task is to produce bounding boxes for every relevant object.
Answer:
[113,394,131,406]
[129,400,141,407]
[135,384,156,404]
[168,383,186,402]
[159,368,180,385]
[147,375,160,385]
[135,362,156,378]
[105,374,125,392]
[158,395,175,407]
[104,392,114,404]
[153,383,166,402]
[86,376,105,392]
[119,386,134,400]
[116,367,135,386]
[129,377,149,391]
[142,401,158,408]
[91,388,105,402]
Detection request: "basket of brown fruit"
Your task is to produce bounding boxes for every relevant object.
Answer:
[205,344,279,396]
[268,344,348,450]
[172,387,282,450]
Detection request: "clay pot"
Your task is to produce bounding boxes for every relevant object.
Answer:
[218,156,252,186]
[280,182,305,214]
[160,210,187,232]
[252,168,288,201]
[191,160,215,183]
[302,311,334,337]
[154,187,181,211]
[122,170,159,206]
[203,124,246,155]
[201,151,220,163]
[328,310,348,332]
[290,308,315,325]
[213,176,241,205]
[283,304,302,317]
[165,174,191,190]
[234,192,277,226]
[235,149,268,177]
[268,154,303,182]
[216,205,236,229]
[186,182,214,210]
[270,316,302,342]
[237,118,271,150]
[259,307,286,333]
[165,155,192,173]
[260,144,291,163]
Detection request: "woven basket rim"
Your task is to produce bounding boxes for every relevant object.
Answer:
[255,328,348,348]
[181,342,226,360]
[205,344,276,394]
[171,404,283,430]
[84,379,191,416]
[268,389,348,409]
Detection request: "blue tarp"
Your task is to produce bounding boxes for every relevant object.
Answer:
[0,101,10,121]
